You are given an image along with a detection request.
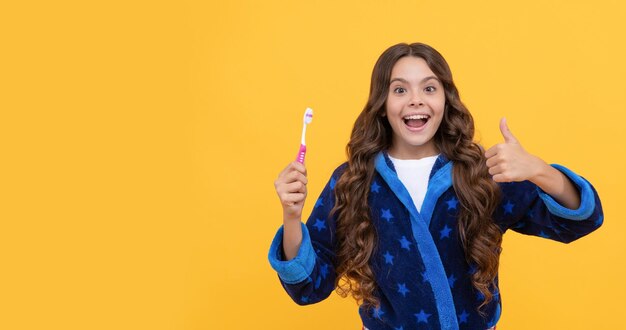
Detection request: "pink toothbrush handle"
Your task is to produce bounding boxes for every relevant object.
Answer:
[296,144,307,164]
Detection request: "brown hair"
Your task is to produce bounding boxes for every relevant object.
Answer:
[331,43,502,313]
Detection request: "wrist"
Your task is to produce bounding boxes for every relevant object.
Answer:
[528,156,551,185]
[283,210,302,224]
[529,160,564,196]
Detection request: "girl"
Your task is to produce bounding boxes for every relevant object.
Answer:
[268,43,603,330]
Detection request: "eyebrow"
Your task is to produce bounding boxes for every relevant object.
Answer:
[389,76,440,85]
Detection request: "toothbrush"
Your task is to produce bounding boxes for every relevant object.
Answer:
[296,107,314,164]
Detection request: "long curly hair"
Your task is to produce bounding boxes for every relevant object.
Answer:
[331,43,502,313]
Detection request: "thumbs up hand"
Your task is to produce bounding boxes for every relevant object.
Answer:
[485,118,546,183]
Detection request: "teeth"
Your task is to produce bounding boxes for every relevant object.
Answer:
[403,114,429,120]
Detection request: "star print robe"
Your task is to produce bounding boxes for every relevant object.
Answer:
[268,151,603,330]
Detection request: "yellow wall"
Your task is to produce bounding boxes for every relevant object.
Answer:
[1,1,625,329]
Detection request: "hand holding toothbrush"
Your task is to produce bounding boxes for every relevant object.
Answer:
[274,107,314,220]
[273,107,313,260]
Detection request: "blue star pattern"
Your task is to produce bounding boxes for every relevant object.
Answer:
[503,200,515,215]
[330,177,336,190]
[488,312,499,328]
[301,295,309,303]
[313,219,326,232]
[371,181,381,193]
[397,283,410,297]
[458,310,469,324]
[314,197,324,208]
[421,270,429,283]
[314,276,322,289]
[320,263,329,279]
[448,274,457,289]
[381,208,394,222]
[414,310,431,323]
[398,236,412,250]
[383,251,394,265]
[445,197,458,210]
[394,327,404,330]
[595,215,604,227]
[373,306,385,319]
[439,225,452,239]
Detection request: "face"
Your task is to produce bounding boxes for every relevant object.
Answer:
[385,56,445,159]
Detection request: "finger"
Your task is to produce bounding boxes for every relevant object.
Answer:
[282,170,308,185]
[280,161,307,175]
[278,162,307,181]
[484,145,499,159]
[488,164,503,176]
[294,171,308,185]
[499,117,518,144]
[485,155,499,168]
[277,182,305,196]
[283,181,307,194]
[291,161,308,176]
[281,193,306,205]
[491,173,511,183]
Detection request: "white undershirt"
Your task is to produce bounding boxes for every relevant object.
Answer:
[388,154,439,212]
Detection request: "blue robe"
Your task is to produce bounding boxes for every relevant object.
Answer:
[268,152,603,329]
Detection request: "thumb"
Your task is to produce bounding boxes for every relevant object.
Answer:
[499,117,518,143]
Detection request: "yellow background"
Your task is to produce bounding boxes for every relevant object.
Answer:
[1,1,625,329]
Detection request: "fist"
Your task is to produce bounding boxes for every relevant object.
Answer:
[274,161,308,220]
[484,118,544,182]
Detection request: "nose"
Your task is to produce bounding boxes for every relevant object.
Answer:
[409,93,424,107]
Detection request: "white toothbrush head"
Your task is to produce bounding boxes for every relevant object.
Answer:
[303,107,313,125]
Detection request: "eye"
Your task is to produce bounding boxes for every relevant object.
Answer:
[424,86,437,93]
[393,87,406,94]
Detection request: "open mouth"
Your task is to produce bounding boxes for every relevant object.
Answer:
[403,114,430,129]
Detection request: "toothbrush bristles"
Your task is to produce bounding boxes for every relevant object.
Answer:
[303,108,313,124]
[301,107,313,145]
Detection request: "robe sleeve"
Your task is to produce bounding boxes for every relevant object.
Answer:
[267,163,347,305]
[496,164,603,243]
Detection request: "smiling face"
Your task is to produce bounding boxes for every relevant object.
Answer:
[385,56,446,159]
